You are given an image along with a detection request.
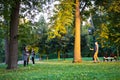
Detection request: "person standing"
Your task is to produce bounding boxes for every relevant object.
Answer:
[26,49,30,65]
[23,47,26,66]
[93,42,100,63]
[23,47,29,66]
[31,49,35,64]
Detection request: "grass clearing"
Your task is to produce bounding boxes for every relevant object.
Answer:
[0,58,120,80]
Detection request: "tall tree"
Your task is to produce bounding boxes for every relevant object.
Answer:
[73,0,82,63]
[48,0,92,62]
[7,0,20,69]
[1,0,45,69]
[47,0,74,60]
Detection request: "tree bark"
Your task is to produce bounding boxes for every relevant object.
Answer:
[57,50,60,60]
[46,55,49,61]
[5,37,9,64]
[73,0,82,63]
[7,1,20,69]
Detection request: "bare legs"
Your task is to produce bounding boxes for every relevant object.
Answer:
[94,51,100,63]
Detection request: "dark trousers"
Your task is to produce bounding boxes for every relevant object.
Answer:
[32,57,35,64]
[27,57,29,65]
[24,60,27,66]
[24,58,29,67]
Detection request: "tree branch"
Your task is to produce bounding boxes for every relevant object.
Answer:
[81,1,87,13]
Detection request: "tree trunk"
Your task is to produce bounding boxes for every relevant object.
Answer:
[57,50,60,60]
[7,1,20,69]
[73,0,82,63]
[4,20,9,64]
[63,51,66,60]
[46,55,49,61]
[5,37,9,64]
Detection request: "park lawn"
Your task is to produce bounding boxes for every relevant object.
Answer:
[0,58,120,80]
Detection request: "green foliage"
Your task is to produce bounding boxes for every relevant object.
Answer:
[48,0,74,39]
[0,0,46,62]
[39,34,74,60]
[93,0,120,48]
[80,0,93,20]
[18,15,48,60]
[106,0,120,46]
[42,0,75,59]
[0,59,120,80]
[20,0,45,20]
[35,15,49,56]
[81,24,95,57]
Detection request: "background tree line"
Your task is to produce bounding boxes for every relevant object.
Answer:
[0,0,119,69]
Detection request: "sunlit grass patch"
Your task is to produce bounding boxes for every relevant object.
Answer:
[0,58,120,80]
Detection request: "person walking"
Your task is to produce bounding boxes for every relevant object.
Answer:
[93,42,100,63]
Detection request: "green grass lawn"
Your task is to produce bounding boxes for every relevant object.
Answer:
[0,58,120,80]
